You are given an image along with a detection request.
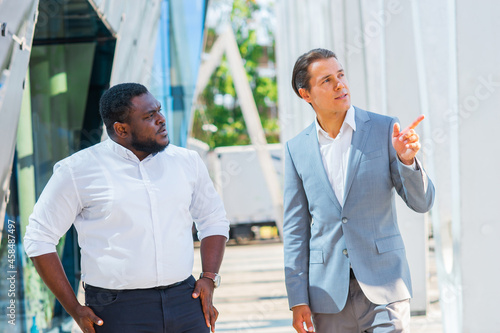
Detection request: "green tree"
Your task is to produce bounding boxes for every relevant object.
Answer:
[192,0,279,149]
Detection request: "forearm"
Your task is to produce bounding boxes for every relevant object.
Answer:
[200,235,226,273]
[283,211,311,307]
[31,252,81,318]
[284,143,312,308]
[397,158,435,212]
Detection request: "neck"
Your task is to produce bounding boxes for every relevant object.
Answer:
[316,108,349,138]
[111,136,149,161]
[130,149,149,161]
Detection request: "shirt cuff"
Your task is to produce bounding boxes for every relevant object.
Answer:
[24,239,57,258]
[197,225,230,242]
[399,158,417,170]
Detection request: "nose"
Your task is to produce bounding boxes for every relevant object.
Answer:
[334,80,344,90]
[156,111,166,125]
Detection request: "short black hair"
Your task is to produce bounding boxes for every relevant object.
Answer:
[291,48,337,98]
[99,83,149,136]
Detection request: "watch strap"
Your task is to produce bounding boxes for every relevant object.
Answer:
[200,272,218,280]
[199,272,220,288]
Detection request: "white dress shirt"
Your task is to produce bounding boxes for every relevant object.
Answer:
[315,106,356,206]
[24,139,229,289]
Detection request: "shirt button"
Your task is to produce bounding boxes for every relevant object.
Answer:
[342,217,348,224]
[342,249,348,255]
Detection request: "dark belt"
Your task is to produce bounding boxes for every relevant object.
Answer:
[84,278,186,293]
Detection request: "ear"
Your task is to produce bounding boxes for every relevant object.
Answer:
[298,88,312,104]
[113,122,129,138]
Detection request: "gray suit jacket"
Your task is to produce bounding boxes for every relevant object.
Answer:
[283,107,435,314]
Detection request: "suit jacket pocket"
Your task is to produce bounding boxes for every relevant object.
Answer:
[375,234,405,254]
[361,149,382,163]
[310,250,324,264]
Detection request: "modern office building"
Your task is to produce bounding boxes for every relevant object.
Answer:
[0,0,206,331]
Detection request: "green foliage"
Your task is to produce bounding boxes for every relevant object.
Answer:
[192,0,279,149]
[24,258,54,329]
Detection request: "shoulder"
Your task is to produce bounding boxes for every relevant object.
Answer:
[286,122,315,151]
[54,142,106,172]
[163,144,201,162]
[355,106,395,125]
[161,145,205,174]
[161,145,208,181]
[354,107,397,138]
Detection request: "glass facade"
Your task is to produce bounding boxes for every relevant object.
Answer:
[151,0,207,147]
[1,0,115,331]
[1,0,206,331]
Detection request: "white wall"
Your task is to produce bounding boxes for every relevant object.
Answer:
[454,1,500,331]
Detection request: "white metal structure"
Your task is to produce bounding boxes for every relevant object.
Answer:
[192,25,284,237]
[0,0,39,231]
[89,0,162,86]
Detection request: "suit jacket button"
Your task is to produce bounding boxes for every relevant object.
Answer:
[342,217,348,224]
[342,249,348,255]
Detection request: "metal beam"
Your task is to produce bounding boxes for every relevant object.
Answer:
[191,25,284,238]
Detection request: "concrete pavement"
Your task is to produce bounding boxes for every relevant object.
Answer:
[193,239,443,333]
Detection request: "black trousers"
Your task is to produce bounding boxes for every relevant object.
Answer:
[84,275,209,333]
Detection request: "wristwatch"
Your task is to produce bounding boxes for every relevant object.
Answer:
[200,272,221,288]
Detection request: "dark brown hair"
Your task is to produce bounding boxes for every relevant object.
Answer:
[291,48,337,98]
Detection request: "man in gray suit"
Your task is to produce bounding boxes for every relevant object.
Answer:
[283,48,435,332]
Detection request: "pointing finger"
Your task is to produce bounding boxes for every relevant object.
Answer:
[401,115,424,134]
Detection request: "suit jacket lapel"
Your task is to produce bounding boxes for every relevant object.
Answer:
[343,107,371,206]
[306,123,343,213]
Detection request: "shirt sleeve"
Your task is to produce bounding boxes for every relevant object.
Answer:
[189,153,230,241]
[24,161,83,257]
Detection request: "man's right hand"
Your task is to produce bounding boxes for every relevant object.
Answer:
[30,254,103,332]
[292,304,315,333]
[72,304,103,333]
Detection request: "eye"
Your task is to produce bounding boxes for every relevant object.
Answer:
[323,78,330,84]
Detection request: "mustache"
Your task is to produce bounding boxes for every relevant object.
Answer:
[157,124,166,134]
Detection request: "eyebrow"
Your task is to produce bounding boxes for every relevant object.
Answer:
[147,104,162,113]
[319,69,344,82]
[319,74,331,82]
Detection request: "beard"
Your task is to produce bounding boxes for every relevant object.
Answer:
[131,131,169,155]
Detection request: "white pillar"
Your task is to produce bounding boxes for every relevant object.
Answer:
[450,0,500,331]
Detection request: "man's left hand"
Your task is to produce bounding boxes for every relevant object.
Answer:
[192,277,219,332]
[392,115,424,165]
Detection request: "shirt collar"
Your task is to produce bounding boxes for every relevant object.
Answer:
[315,105,356,141]
[105,138,145,163]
